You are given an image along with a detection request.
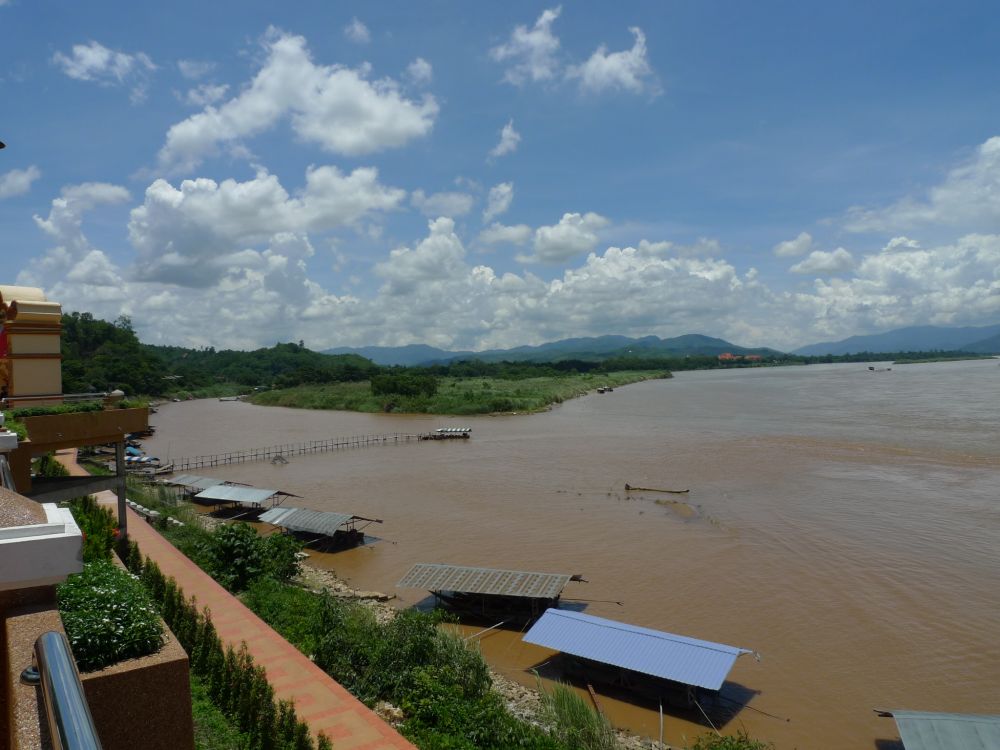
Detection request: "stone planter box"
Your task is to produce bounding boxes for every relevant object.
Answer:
[81,619,194,750]
[20,408,149,452]
[4,601,193,750]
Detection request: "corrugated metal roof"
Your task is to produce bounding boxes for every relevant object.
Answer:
[165,474,226,490]
[883,711,1000,750]
[194,485,280,506]
[397,563,571,599]
[258,507,356,535]
[523,609,750,691]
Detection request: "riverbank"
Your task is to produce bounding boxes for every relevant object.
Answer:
[279,545,658,748]
[248,371,669,415]
[893,354,996,364]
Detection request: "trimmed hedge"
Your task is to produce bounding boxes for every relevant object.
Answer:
[69,495,119,563]
[121,539,330,750]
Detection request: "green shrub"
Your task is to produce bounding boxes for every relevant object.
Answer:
[127,541,320,750]
[68,496,118,562]
[207,523,302,592]
[35,452,70,478]
[241,578,324,656]
[190,672,252,750]
[10,401,104,419]
[402,668,562,750]
[371,372,438,398]
[58,561,164,671]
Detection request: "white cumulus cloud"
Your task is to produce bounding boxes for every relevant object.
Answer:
[845,135,1000,233]
[773,231,814,257]
[489,120,521,160]
[157,28,438,172]
[53,40,156,102]
[406,57,433,85]
[491,7,562,85]
[127,166,404,286]
[483,182,514,222]
[0,165,41,199]
[411,189,475,218]
[567,27,656,95]
[344,17,371,44]
[177,59,215,79]
[478,222,532,246]
[790,248,855,275]
[20,182,131,290]
[526,211,610,263]
[183,83,229,107]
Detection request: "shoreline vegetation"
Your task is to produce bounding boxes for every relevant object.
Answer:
[55,311,998,418]
[247,371,669,415]
[892,354,995,364]
[119,480,766,749]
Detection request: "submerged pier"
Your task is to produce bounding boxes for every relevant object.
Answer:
[171,432,419,471]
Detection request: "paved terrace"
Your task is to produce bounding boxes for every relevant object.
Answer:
[54,451,415,750]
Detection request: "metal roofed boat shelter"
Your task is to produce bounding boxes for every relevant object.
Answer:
[193,485,297,517]
[163,474,228,492]
[523,608,752,692]
[876,710,1000,750]
[397,563,582,621]
[258,507,383,550]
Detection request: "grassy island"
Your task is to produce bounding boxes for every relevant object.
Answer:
[249,370,669,415]
[892,355,996,364]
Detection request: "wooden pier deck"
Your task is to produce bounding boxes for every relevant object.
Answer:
[171,433,419,471]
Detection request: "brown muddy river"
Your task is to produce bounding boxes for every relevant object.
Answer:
[145,360,1000,749]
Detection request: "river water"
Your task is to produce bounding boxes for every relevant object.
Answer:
[145,360,1000,749]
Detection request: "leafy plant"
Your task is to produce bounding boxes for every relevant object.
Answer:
[207,523,302,592]
[58,560,164,671]
[10,401,104,419]
[68,495,119,562]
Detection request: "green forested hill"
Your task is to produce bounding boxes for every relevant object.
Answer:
[59,312,378,397]
[146,342,377,389]
[61,313,166,395]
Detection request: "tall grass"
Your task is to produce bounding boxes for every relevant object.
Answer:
[538,682,620,750]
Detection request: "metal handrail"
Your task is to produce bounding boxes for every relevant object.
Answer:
[0,454,14,490]
[1,392,111,408]
[31,631,103,750]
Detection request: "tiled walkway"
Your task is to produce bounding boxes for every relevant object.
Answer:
[60,451,415,750]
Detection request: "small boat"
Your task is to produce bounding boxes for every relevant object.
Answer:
[625,483,690,494]
[419,427,472,440]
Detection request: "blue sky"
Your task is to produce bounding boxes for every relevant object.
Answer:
[2,1,1000,351]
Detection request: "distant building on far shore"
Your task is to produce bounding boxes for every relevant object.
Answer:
[718,352,763,364]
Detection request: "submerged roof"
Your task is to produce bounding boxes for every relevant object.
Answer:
[194,485,283,506]
[397,563,572,599]
[523,609,751,691]
[259,507,357,535]
[880,710,1000,750]
[164,474,227,491]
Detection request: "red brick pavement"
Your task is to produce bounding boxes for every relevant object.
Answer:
[101,495,415,750]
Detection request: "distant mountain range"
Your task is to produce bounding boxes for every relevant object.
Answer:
[325,334,779,366]
[325,324,1000,366]
[792,324,1000,356]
